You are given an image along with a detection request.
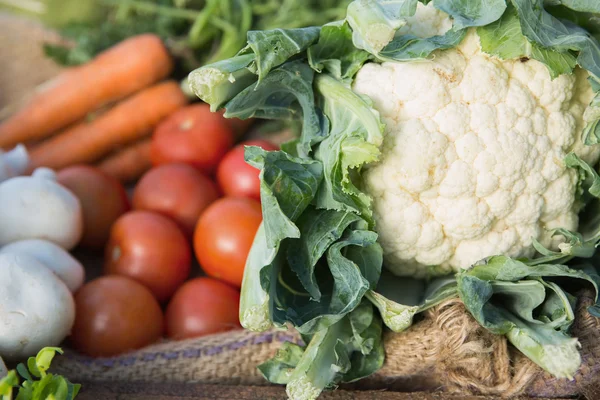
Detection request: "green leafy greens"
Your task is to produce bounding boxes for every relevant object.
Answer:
[0,348,80,400]
[455,256,598,379]
[0,0,352,73]
[477,6,578,78]
[190,1,600,398]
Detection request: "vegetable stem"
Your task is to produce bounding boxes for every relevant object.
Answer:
[114,3,132,22]
[188,0,220,46]
[251,0,280,15]
[98,0,201,20]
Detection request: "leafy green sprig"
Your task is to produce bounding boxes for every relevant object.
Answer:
[0,348,80,400]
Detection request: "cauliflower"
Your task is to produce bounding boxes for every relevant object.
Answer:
[353,4,600,276]
[191,0,600,396]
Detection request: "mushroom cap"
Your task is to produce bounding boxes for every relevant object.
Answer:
[0,174,83,249]
[0,253,75,361]
[0,239,85,292]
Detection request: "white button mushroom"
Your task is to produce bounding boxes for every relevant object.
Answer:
[0,167,83,249]
[0,253,75,361]
[0,144,29,183]
[0,239,85,292]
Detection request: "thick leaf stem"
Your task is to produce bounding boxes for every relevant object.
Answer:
[98,0,201,20]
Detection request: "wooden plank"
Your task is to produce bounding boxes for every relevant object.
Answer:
[75,382,562,400]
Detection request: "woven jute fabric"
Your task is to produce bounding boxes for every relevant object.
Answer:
[361,298,539,396]
[51,292,599,398]
[53,329,303,386]
[359,291,598,397]
[0,13,65,117]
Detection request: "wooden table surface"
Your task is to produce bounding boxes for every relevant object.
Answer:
[76,382,566,400]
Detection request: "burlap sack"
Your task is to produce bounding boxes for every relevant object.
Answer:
[53,329,302,386]
[368,292,600,398]
[51,292,599,398]
[0,13,66,116]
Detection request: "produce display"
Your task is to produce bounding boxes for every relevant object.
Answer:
[0,96,264,333]
[0,28,274,395]
[1,0,600,400]
[0,106,264,394]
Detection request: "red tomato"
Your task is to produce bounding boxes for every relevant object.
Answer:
[165,277,241,340]
[105,211,191,302]
[216,140,278,200]
[57,165,130,249]
[150,104,234,174]
[70,276,164,357]
[132,163,220,237]
[194,197,262,288]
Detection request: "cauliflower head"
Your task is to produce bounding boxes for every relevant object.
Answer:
[354,4,600,277]
[192,0,600,393]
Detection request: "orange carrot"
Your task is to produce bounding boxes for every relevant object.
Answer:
[0,34,174,149]
[97,138,153,183]
[28,81,187,170]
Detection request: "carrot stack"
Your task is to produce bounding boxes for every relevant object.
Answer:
[28,81,187,170]
[0,34,174,150]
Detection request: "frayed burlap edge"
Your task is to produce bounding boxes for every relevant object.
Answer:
[362,290,598,398]
[363,298,540,396]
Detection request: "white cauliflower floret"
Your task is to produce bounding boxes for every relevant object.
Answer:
[353,5,600,277]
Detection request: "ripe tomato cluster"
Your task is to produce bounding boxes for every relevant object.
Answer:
[61,104,276,357]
